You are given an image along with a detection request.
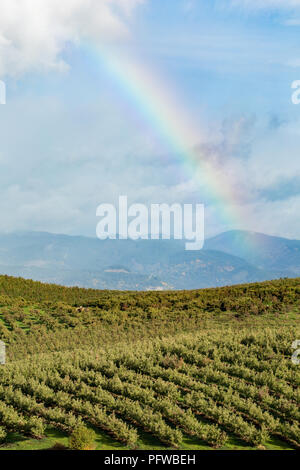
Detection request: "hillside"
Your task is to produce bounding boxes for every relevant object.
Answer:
[1,230,298,290]
[0,275,298,451]
[0,275,299,451]
[205,230,300,277]
[0,273,299,364]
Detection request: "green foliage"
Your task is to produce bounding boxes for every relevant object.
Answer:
[0,426,6,442]
[0,274,298,362]
[0,274,298,451]
[68,425,96,450]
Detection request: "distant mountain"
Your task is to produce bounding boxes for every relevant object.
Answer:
[148,249,269,289]
[0,230,298,290]
[205,230,300,278]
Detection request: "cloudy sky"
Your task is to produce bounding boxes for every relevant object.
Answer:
[0,0,300,239]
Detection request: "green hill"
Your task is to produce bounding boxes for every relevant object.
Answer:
[0,275,299,451]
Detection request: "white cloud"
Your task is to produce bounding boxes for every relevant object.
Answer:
[0,89,189,236]
[243,195,300,240]
[0,0,144,77]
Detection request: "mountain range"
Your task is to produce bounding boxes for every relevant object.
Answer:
[0,230,299,290]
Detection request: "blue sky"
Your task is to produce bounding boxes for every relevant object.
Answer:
[0,0,300,239]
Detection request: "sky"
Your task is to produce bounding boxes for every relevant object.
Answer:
[0,0,300,240]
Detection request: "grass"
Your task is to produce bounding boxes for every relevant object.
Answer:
[0,427,295,451]
[0,275,298,451]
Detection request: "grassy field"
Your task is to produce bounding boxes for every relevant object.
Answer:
[0,275,299,451]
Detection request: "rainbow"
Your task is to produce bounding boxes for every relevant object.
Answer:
[85,44,248,232]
